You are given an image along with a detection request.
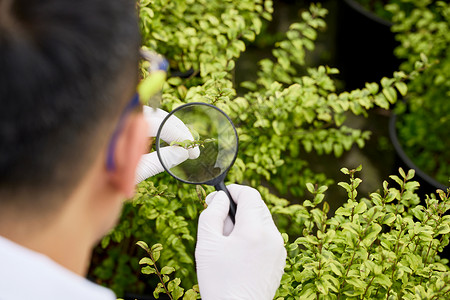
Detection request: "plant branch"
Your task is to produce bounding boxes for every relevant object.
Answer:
[144,248,174,300]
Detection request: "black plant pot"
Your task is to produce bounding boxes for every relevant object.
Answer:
[388,114,449,197]
[335,0,401,90]
[390,115,450,261]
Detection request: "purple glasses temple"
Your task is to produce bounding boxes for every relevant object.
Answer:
[106,93,141,171]
[106,50,168,171]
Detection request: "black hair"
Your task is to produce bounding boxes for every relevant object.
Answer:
[0,0,140,212]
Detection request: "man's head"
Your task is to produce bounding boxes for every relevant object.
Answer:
[0,0,143,224]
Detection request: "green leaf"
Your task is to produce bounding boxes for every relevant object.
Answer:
[167,77,183,86]
[382,87,397,104]
[380,77,394,88]
[151,243,164,252]
[317,185,328,194]
[436,224,450,235]
[362,224,382,247]
[404,254,421,272]
[373,274,392,289]
[420,52,428,63]
[306,183,315,194]
[406,169,415,180]
[405,181,420,190]
[282,233,289,244]
[338,182,351,193]
[342,222,359,235]
[394,81,408,96]
[153,283,165,298]
[299,283,316,299]
[167,278,181,292]
[365,82,379,94]
[346,277,367,290]
[374,94,389,109]
[385,191,397,203]
[183,289,197,300]
[330,262,343,276]
[340,167,349,174]
[390,175,403,187]
[382,213,396,225]
[138,72,166,103]
[288,243,299,251]
[161,266,176,275]
[354,201,367,214]
[335,206,352,216]
[101,236,110,249]
[172,286,185,300]
[136,241,150,252]
[153,251,161,262]
[305,235,319,245]
[311,208,324,227]
[313,193,325,205]
[141,265,156,275]
[139,257,154,265]
[272,120,285,136]
[303,200,313,207]
[315,278,329,294]
[333,143,343,157]
[322,275,339,293]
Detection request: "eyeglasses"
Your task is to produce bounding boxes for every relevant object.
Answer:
[105,49,168,171]
[106,93,142,171]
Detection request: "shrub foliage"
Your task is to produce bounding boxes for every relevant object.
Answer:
[88,1,444,298]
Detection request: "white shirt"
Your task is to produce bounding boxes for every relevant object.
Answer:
[0,236,116,300]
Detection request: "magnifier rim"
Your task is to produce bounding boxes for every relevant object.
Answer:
[155,102,239,185]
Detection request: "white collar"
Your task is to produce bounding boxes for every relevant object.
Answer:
[0,235,115,300]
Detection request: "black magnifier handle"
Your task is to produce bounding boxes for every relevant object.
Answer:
[214,181,236,224]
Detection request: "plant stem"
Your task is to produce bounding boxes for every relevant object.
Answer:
[361,275,375,299]
[336,247,357,300]
[429,274,450,300]
[337,210,376,300]
[385,225,405,299]
[145,248,173,300]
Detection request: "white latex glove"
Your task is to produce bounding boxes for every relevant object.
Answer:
[195,184,287,300]
[135,106,200,183]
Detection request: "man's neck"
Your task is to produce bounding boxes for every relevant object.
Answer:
[0,153,126,276]
[0,204,95,276]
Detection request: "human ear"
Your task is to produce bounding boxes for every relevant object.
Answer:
[108,113,148,198]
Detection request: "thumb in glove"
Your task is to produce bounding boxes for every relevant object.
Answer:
[135,106,200,183]
[195,184,286,300]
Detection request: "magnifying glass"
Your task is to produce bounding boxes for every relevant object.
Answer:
[155,102,238,223]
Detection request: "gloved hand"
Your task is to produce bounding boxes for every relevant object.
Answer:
[195,184,286,300]
[135,106,199,183]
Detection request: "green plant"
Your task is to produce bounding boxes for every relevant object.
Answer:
[88,0,426,297]
[170,138,216,149]
[89,180,200,296]
[387,0,450,185]
[90,0,269,295]
[126,167,450,299]
[223,4,421,197]
[136,241,199,300]
[275,167,450,299]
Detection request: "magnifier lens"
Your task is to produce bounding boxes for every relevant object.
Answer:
[157,104,238,184]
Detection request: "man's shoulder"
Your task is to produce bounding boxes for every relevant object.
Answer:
[0,236,116,300]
